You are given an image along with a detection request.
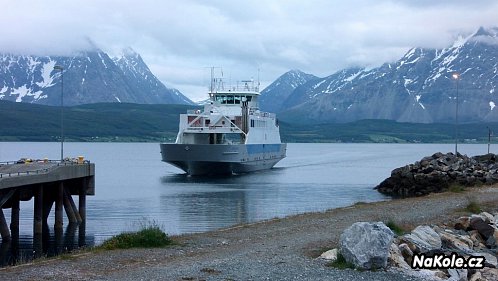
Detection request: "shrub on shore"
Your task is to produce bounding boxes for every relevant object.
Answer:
[327,253,355,269]
[448,183,465,193]
[385,220,405,236]
[99,221,172,250]
[465,201,482,213]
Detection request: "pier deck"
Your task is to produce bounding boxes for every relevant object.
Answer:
[0,160,95,243]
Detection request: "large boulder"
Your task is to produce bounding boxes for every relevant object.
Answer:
[339,222,394,270]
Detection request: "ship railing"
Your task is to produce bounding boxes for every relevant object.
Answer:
[251,111,276,119]
[184,126,244,133]
[209,79,259,93]
[183,118,246,135]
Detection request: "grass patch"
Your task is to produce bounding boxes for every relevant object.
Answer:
[385,220,405,236]
[465,201,482,214]
[448,183,465,193]
[327,253,355,270]
[99,220,172,250]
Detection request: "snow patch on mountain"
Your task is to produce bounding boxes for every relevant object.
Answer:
[35,60,57,88]
[10,85,44,102]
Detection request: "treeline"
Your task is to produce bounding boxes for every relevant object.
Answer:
[279,119,497,143]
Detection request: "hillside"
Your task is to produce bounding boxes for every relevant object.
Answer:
[0,101,194,142]
[0,101,496,143]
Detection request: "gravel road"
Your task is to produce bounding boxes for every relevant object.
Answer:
[2,187,498,281]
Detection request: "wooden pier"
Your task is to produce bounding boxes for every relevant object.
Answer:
[0,160,95,243]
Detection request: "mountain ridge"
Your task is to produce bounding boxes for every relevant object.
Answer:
[0,48,194,106]
[261,26,498,124]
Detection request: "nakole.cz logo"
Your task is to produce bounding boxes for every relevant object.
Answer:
[412,253,485,269]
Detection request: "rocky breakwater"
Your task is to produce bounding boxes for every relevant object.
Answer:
[375,152,498,197]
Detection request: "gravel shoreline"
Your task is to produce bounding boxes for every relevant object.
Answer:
[2,187,498,281]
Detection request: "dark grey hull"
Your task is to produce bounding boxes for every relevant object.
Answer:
[160,143,287,176]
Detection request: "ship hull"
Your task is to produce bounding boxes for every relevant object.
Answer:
[160,143,287,176]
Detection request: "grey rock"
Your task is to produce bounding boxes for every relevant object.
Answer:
[448,268,468,281]
[318,248,338,261]
[479,212,495,224]
[339,221,394,270]
[470,217,495,241]
[437,230,473,254]
[472,252,498,268]
[402,225,442,253]
[398,243,413,261]
[388,243,411,270]
[479,267,498,280]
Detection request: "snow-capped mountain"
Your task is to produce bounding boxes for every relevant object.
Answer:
[259,69,318,113]
[264,27,498,124]
[0,48,194,106]
[113,48,192,105]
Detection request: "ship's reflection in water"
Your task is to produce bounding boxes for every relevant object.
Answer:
[159,169,385,234]
[0,223,93,266]
[161,174,250,232]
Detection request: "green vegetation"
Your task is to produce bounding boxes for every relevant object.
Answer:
[448,183,466,193]
[465,201,482,214]
[279,119,498,143]
[0,101,195,142]
[99,220,172,250]
[385,220,405,236]
[1,100,498,143]
[327,253,355,269]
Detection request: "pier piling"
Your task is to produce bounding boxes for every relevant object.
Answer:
[79,181,86,222]
[34,185,43,236]
[63,189,78,223]
[0,209,9,241]
[55,182,64,229]
[10,192,19,240]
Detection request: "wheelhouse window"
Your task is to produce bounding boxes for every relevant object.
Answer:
[215,94,253,104]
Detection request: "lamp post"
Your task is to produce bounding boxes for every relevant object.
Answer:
[54,65,64,161]
[488,126,492,154]
[452,73,460,155]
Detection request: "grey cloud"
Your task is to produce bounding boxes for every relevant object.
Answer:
[1,0,497,100]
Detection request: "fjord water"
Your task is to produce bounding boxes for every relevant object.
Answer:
[0,143,491,247]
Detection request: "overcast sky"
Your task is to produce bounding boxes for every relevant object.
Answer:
[2,0,498,101]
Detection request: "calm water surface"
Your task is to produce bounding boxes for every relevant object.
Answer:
[0,142,493,253]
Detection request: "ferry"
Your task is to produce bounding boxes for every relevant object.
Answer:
[160,72,287,176]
